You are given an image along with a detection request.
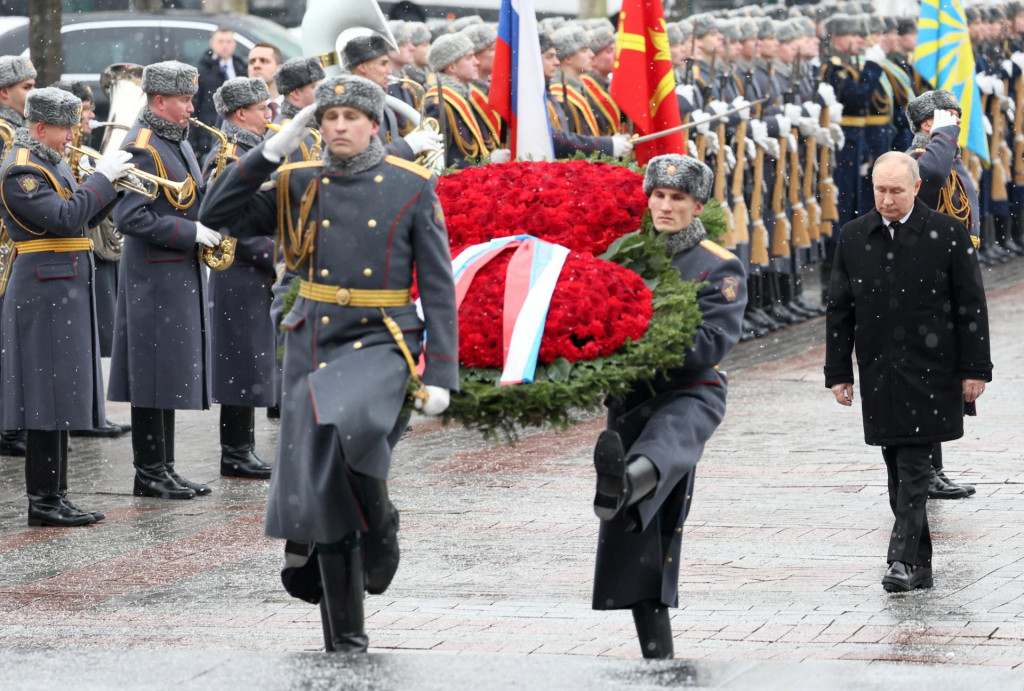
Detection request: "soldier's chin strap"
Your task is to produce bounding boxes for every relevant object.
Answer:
[380,307,429,405]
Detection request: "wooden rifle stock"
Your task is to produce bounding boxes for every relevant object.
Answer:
[730,119,750,246]
[713,122,736,248]
[770,135,791,257]
[788,126,810,248]
[817,108,837,235]
[749,144,769,266]
[988,90,1009,202]
[803,134,821,242]
[1014,72,1024,185]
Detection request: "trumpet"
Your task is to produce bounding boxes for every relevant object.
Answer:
[413,117,445,175]
[68,144,195,205]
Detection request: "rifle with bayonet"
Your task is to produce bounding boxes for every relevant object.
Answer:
[769,58,792,259]
[713,50,736,249]
[785,55,810,250]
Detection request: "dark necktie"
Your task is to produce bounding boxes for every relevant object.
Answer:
[268,101,279,121]
[889,221,900,239]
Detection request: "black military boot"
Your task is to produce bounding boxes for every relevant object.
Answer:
[1010,210,1024,256]
[131,407,195,500]
[779,273,814,320]
[593,430,659,521]
[26,430,95,527]
[350,472,400,595]
[632,599,674,659]
[995,214,1024,256]
[318,535,369,653]
[162,409,211,495]
[792,273,825,316]
[1,429,27,457]
[764,272,800,325]
[746,274,781,331]
[56,431,104,522]
[220,405,271,479]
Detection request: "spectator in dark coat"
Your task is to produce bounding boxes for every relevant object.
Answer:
[193,27,246,155]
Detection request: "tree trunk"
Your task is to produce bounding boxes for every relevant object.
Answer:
[131,0,164,12]
[201,0,248,13]
[578,0,607,20]
[27,0,62,87]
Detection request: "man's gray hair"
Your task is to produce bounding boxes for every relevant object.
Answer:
[873,151,920,184]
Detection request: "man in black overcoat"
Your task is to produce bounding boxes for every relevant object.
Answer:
[825,151,993,592]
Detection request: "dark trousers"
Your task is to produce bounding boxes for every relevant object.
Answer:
[881,444,933,567]
[931,443,942,471]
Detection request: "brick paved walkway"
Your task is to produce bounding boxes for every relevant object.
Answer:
[0,262,1022,679]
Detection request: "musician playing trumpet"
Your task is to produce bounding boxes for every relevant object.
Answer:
[203,77,276,480]
[109,61,221,501]
[0,87,134,526]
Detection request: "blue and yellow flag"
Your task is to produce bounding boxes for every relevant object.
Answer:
[914,0,988,163]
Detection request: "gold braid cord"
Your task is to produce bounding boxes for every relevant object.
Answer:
[938,171,971,228]
[442,101,484,159]
[275,167,319,273]
[141,144,197,210]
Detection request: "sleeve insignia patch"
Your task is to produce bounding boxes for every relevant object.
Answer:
[18,175,38,195]
[721,276,740,302]
[433,199,445,227]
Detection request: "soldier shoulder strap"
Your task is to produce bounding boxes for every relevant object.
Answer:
[1,147,73,237]
[384,155,432,180]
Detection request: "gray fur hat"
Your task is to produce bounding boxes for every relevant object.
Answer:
[776,19,802,43]
[427,18,455,42]
[823,14,858,38]
[757,18,776,40]
[51,79,94,104]
[142,60,199,96]
[906,89,961,132]
[719,19,741,42]
[736,19,758,41]
[342,34,391,71]
[691,14,719,38]
[214,77,269,116]
[428,33,475,72]
[0,55,36,89]
[452,15,484,32]
[643,154,714,203]
[551,25,589,59]
[667,22,684,46]
[25,86,82,126]
[388,20,411,45]
[314,75,385,123]
[539,17,567,34]
[587,21,616,52]
[462,23,497,53]
[274,57,325,95]
[539,30,557,54]
[407,21,431,45]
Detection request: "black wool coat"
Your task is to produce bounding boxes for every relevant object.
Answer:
[825,200,993,446]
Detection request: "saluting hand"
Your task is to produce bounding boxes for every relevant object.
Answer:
[263,104,317,163]
[831,383,854,407]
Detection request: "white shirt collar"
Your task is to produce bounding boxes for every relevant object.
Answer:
[883,209,913,227]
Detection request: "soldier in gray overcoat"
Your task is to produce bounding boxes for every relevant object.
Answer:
[591,155,746,659]
[199,75,458,653]
[109,61,224,500]
[0,87,133,526]
[204,77,276,480]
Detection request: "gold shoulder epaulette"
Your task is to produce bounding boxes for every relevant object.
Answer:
[700,239,737,261]
[385,155,432,180]
[14,148,29,165]
[279,160,324,172]
[128,128,152,149]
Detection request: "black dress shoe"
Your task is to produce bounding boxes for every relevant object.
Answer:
[593,430,628,521]
[936,470,975,496]
[266,406,281,419]
[882,561,933,592]
[28,496,97,527]
[60,494,105,522]
[928,468,970,499]
[167,469,212,496]
[69,420,125,438]
[221,445,272,479]
[133,467,196,500]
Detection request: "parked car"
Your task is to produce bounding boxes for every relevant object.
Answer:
[0,11,303,120]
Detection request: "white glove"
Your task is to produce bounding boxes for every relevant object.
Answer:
[414,385,450,416]
[828,101,844,124]
[761,137,780,159]
[783,103,803,123]
[403,128,443,155]
[611,134,633,158]
[685,139,698,158]
[863,44,886,65]
[774,114,792,134]
[859,162,870,177]
[785,133,798,152]
[1013,51,1024,72]
[830,122,846,151]
[993,77,1005,98]
[706,100,730,116]
[263,104,317,163]
[731,96,751,119]
[983,114,993,136]
[489,148,512,163]
[91,149,133,182]
[749,119,768,142]
[724,144,736,172]
[704,132,720,156]
[1008,97,1016,123]
[1002,59,1015,79]
[690,109,711,134]
[816,126,834,149]
[976,73,994,95]
[931,108,958,130]
[797,117,818,137]
[803,102,822,122]
[195,222,222,249]
[817,83,837,106]
[675,83,696,103]
[745,136,756,160]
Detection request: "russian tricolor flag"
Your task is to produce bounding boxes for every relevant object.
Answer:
[489,0,554,161]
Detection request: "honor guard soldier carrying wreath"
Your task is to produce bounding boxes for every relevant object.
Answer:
[205,77,277,480]
[199,75,458,653]
[109,61,222,500]
[591,155,746,659]
[0,87,134,526]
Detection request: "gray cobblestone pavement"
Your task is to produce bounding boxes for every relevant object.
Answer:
[0,263,1022,689]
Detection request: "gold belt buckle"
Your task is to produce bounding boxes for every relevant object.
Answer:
[335,287,351,306]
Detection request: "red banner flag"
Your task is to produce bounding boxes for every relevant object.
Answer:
[611,0,685,164]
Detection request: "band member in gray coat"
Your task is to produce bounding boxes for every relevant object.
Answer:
[199,75,458,653]
[591,155,746,659]
[204,77,277,479]
[109,61,223,500]
[0,87,133,526]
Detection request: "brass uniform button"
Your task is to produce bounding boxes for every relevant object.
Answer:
[322,177,330,184]
[322,220,330,228]
[676,527,682,533]
[320,268,329,277]
[353,341,363,350]
[374,175,383,183]
[335,288,351,306]
[318,362,326,369]
[363,268,372,277]
[360,317,368,324]
[367,219,377,228]
[667,557,673,563]
[321,316,329,324]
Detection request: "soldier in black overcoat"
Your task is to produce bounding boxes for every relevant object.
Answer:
[591,155,746,659]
